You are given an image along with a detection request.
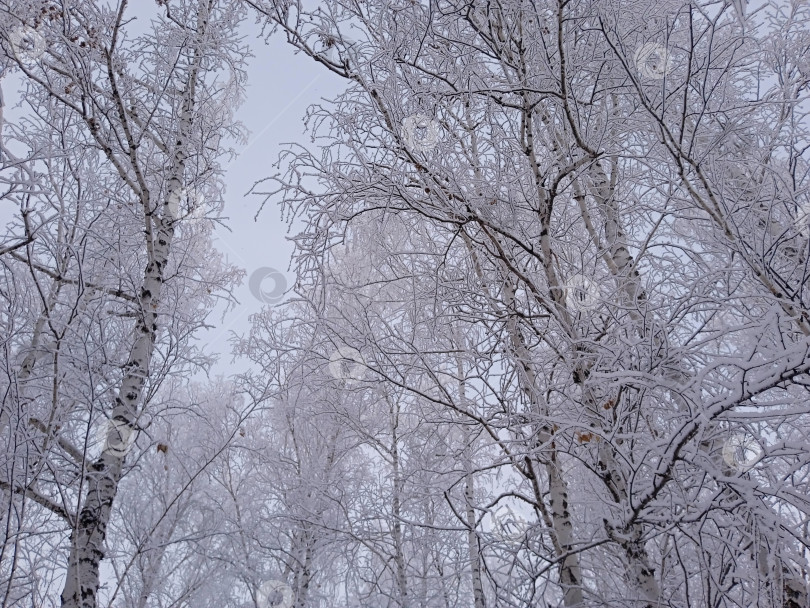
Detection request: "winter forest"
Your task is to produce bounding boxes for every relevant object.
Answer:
[1,0,810,607]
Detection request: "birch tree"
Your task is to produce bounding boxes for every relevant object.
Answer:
[245,0,810,606]
[0,1,246,606]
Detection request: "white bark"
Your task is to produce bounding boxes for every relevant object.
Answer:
[59,4,208,606]
[464,470,487,608]
[389,396,410,608]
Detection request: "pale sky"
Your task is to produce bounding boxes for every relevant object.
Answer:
[188,17,345,378]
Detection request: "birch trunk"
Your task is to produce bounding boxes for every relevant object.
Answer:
[464,472,486,608]
[295,538,313,608]
[389,396,409,608]
[1,256,73,608]
[569,159,664,607]
[582,155,805,607]
[458,86,587,605]
[449,348,486,608]
[460,228,585,606]
[500,269,584,607]
[59,5,207,605]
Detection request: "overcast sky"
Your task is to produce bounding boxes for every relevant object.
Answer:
[192,20,344,377]
[158,13,346,379]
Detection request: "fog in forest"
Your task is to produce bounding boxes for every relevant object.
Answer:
[1,1,810,607]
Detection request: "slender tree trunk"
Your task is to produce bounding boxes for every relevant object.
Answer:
[502,274,585,607]
[293,531,313,608]
[390,397,409,608]
[59,6,206,605]
[461,232,585,607]
[1,270,68,608]
[545,459,584,607]
[464,471,486,608]
[453,352,486,608]
[572,157,663,607]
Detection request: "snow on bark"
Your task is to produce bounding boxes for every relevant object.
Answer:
[60,5,208,607]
